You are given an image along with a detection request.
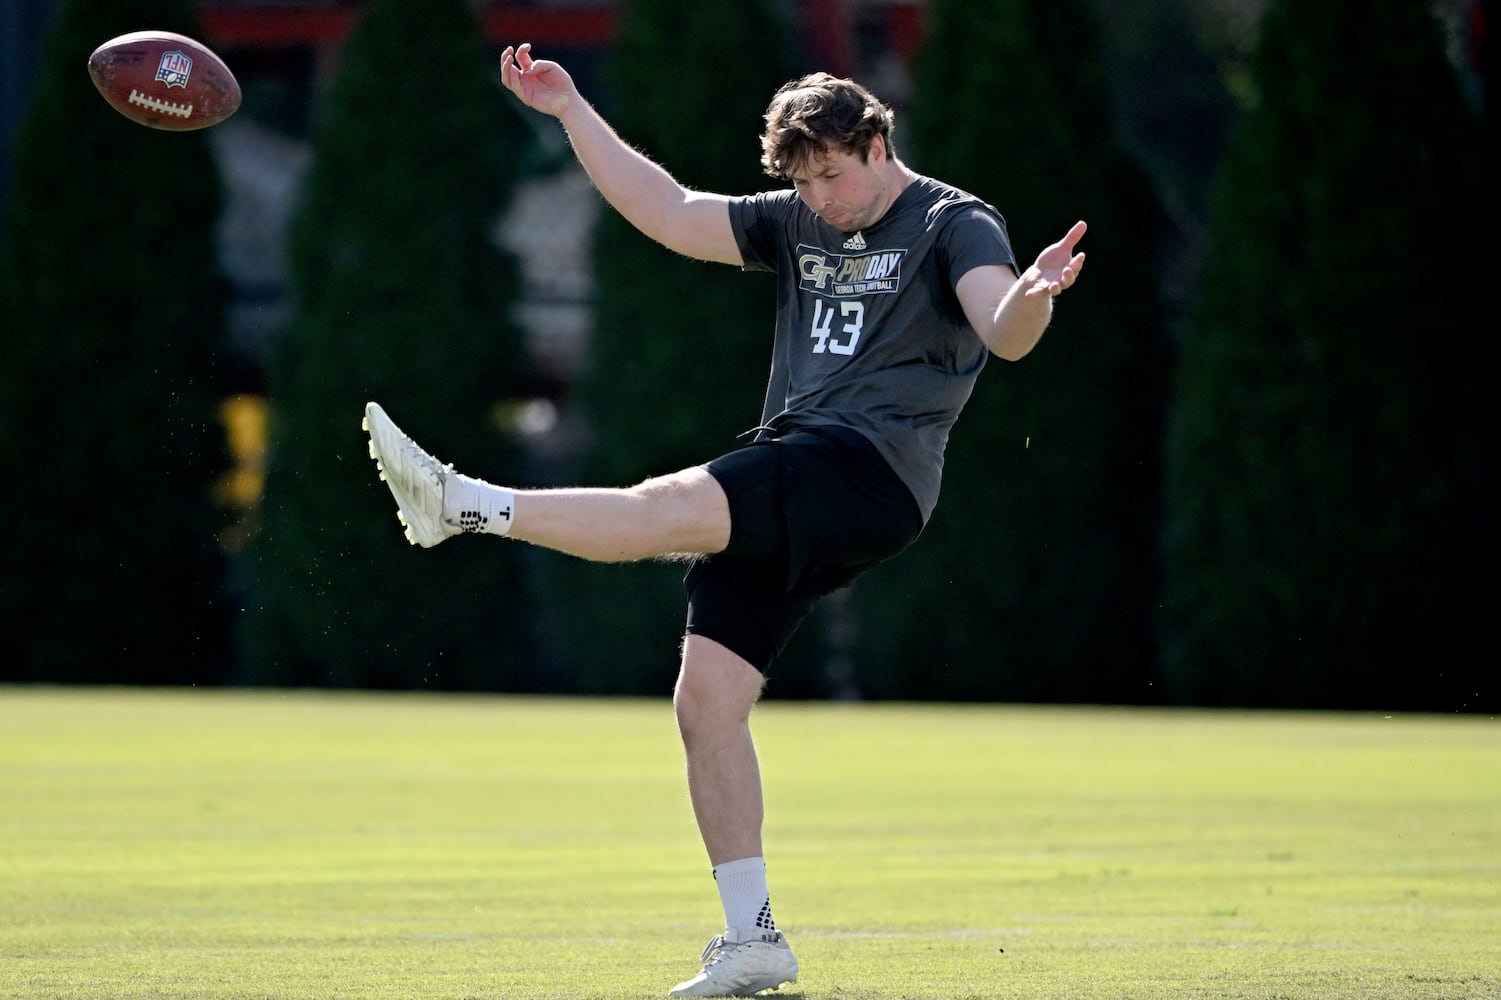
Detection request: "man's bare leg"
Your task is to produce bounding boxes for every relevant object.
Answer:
[667,634,798,998]
[364,401,730,559]
[673,634,767,865]
[510,468,731,562]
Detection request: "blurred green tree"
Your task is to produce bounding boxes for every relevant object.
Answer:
[848,0,1173,702]
[0,0,233,682]
[530,0,804,695]
[1086,0,1261,307]
[236,0,537,690]
[1160,0,1492,709]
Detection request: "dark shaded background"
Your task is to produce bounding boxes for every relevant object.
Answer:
[1,0,1492,711]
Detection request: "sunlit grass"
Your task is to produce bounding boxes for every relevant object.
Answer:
[1,687,1496,998]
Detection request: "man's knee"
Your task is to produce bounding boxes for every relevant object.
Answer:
[674,635,765,740]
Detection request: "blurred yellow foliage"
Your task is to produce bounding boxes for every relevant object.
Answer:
[213,393,267,551]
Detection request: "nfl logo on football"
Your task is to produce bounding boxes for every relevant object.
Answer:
[155,50,193,88]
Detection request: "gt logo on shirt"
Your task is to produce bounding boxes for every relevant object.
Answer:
[797,246,905,297]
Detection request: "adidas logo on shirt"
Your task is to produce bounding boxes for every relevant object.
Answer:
[843,231,867,250]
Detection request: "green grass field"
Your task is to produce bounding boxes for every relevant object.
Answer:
[0,687,1495,999]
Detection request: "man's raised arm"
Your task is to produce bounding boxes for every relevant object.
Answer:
[500,43,742,266]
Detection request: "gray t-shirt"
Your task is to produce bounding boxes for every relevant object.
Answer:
[729,175,1016,522]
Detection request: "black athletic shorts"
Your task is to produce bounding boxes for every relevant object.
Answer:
[683,424,923,673]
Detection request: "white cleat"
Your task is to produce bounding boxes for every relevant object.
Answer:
[668,929,799,998]
[362,401,456,548]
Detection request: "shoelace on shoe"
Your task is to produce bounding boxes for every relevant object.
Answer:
[698,934,730,969]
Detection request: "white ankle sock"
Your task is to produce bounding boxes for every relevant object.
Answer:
[444,473,516,537]
[713,856,775,934]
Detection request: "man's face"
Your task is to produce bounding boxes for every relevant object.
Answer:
[789,137,890,233]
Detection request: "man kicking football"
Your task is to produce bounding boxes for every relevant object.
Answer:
[364,41,1085,997]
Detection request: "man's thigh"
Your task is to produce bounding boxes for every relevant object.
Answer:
[636,465,733,556]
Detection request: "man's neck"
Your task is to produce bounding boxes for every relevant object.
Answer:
[876,158,916,222]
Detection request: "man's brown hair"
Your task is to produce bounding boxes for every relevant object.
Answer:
[759,72,896,180]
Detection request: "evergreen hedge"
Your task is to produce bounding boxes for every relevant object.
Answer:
[0,0,232,683]
[1160,0,1492,709]
[236,0,537,691]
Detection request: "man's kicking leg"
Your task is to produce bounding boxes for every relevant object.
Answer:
[668,635,797,998]
[363,401,730,559]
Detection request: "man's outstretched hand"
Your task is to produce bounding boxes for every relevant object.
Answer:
[1021,220,1088,299]
[499,42,576,119]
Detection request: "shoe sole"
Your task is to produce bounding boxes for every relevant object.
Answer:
[670,976,796,998]
[669,963,797,997]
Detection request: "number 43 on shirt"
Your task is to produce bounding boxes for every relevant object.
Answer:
[810,299,865,355]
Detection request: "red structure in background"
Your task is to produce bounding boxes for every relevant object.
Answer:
[196,1,929,77]
[198,4,618,49]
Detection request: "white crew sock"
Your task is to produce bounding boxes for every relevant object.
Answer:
[444,473,516,537]
[713,856,776,935]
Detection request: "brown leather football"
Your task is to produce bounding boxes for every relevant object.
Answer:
[87,30,241,131]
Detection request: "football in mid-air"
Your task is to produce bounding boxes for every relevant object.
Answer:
[87,30,241,131]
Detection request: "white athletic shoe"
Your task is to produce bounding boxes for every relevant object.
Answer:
[362,401,456,548]
[668,929,799,998]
